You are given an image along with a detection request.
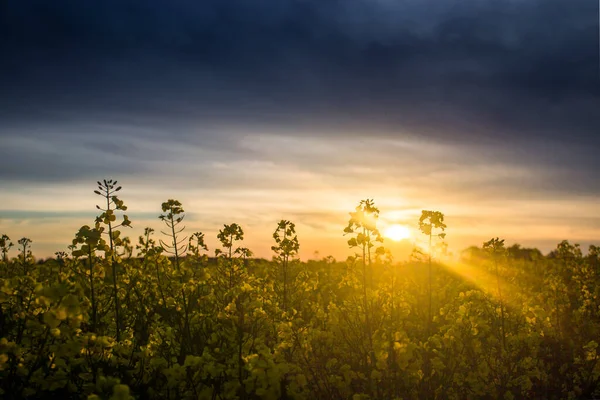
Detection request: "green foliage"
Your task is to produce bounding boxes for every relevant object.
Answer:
[1,183,600,399]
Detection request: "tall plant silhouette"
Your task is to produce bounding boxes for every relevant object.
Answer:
[94,179,131,341]
[484,237,507,352]
[158,199,193,355]
[17,238,32,273]
[0,235,13,263]
[271,220,299,313]
[216,223,245,290]
[71,225,107,333]
[418,210,446,336]
[343,199,384,375]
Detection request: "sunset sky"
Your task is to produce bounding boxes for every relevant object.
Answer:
[1,0,599,260]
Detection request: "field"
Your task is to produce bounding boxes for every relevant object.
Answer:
[1,181,599,399]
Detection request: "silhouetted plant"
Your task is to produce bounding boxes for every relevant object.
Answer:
[188,232,208,258]
[71,225,107,334]
[418,210,446,397]
[216,223,245,290]
[94,179,131,341]
[136,227,156,258]
[418,210,446,335]
[271,220,299,313]
[17,237,32,273]
[484,237,507,352]
[343,199,385,394]
[54,251,68,281]
[158,199,193,355]
[0,234,13,263]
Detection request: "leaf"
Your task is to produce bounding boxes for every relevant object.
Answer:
[43,312,60,329]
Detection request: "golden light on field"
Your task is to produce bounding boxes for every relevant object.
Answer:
[384,224,411,241]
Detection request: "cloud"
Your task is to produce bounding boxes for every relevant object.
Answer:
[0,0,598,258]
[0,210,159,221]
[1,0,597,134]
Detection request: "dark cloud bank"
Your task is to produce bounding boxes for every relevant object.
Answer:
[0,0,599,192]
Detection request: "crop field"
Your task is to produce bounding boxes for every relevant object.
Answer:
[1,180,599,399]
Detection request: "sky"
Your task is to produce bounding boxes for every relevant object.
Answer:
[0,0,599,260]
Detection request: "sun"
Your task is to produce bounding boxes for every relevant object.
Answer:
[384,224,411,241]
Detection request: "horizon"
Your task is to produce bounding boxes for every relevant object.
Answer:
[1,187,596,261]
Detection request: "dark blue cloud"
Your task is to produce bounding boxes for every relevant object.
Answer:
[0,0,598,186]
